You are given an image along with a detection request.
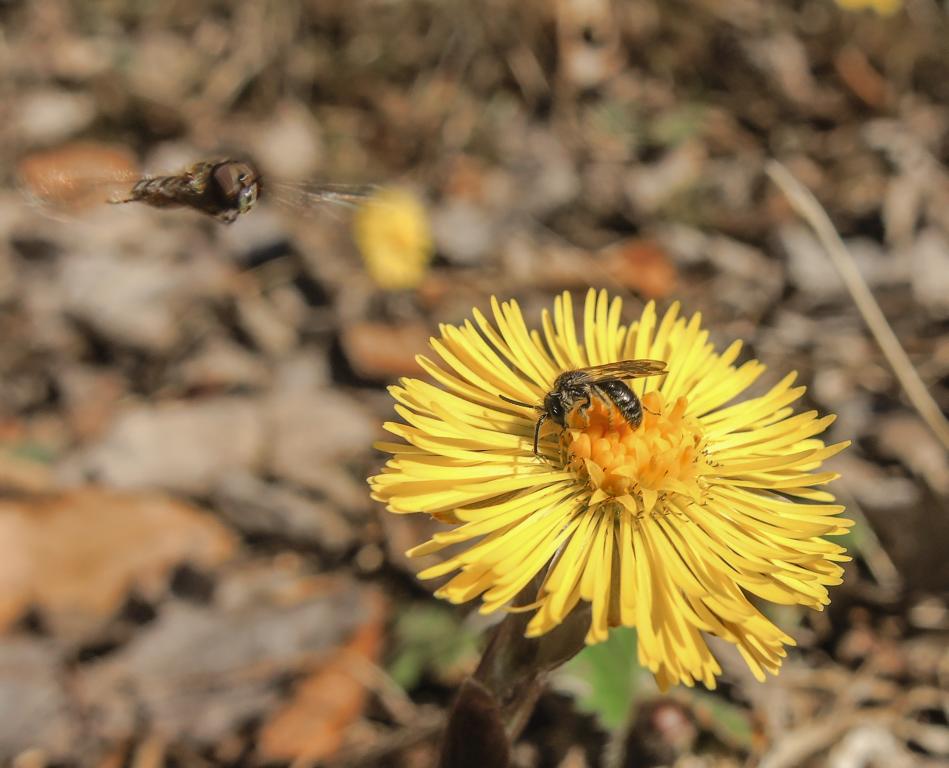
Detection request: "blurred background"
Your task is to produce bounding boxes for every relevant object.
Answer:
[0,0,947,766]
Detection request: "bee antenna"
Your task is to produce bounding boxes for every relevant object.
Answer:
[499,393,536,409]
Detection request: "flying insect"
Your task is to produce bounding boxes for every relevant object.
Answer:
[18,147,372,223]
[500,359,668,456]
[105,159,260,223]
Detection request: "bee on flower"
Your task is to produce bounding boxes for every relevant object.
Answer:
[369,289,852,690]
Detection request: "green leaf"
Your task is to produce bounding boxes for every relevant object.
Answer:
[6,442,58,464]
[554,626,647,730]
[387,603,481,690]
[692,690,754,749]
[648,104,707,146]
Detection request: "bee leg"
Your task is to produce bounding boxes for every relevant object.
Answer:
[108,176,154,205]
[532,413,548,458]
[107,186,143,205]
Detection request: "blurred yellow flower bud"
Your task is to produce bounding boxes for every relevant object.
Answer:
[354,187,433,290]
[835,0,902,16]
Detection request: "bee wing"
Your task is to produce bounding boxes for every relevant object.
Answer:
[263,179,377,216]
[577,359,667,384]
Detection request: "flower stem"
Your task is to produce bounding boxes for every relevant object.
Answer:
[438,585,591,767]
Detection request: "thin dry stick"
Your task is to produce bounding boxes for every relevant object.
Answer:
[766,160,949,452]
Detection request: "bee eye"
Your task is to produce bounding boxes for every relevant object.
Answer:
[545,394,566,424]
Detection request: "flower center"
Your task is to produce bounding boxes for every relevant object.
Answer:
[561,391,709,505]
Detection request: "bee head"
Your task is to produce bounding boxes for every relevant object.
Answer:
[544,391,567,426]
[211,161,260,216]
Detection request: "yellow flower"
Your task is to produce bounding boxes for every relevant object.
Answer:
[835,0,902,16]
[370,290,852,689]
[353,187,433,290]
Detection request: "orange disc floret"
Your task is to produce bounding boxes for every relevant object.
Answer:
[562,390,709,507]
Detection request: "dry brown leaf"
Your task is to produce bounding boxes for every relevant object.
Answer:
[257,589,387,763]
[0,640,79,761]
[66,398,265,495]
[340,321,429,380]
[601,239,679,299]
[76,569,375,747]
[833,46,889,110]
[0,488,237,637]
[556,0,622,90]
[17,142,138,212]
[0,515,34,630]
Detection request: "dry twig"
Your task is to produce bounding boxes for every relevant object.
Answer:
[766,160,949,452]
